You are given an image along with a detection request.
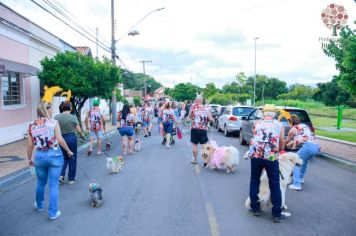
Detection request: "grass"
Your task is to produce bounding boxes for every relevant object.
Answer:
[310,115,356,143]
[315,130,356,143]
[261,99,356,120]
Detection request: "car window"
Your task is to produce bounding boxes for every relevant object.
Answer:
[277,109,311,123]
[224,108,231,115]
[232,107,254,116]
[255,109,263,119]
[248,109,257,120]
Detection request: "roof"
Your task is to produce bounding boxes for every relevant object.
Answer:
[75,46,93,57]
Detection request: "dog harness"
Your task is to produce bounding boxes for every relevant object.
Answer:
[210,147,227,168]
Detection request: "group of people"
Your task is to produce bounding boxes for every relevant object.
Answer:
[27,95,319,223]
[247,104,320,223]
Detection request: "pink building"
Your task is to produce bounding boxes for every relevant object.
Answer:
[0,3,76,145]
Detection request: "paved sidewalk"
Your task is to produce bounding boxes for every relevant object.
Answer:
[0,116,118,178]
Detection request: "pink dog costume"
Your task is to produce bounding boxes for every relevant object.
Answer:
[210,147,227,169]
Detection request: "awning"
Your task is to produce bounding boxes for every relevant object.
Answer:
[0,58,39,76]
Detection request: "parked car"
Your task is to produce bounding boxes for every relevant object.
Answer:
[217,105,254,136]
[239,106,315,148]
[208,104,221,126]
[213,106,227,129]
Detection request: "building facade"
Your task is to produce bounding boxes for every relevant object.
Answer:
[0,3,76,145]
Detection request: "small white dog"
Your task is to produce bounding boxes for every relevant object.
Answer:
[134,137,142,151]
[106,157,123,174]
[201,141,239,173]
[245,152,303,212]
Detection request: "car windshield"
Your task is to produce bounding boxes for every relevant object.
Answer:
[232,107,254,116]
[210,106,219,113]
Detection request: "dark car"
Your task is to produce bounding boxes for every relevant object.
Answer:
[239,106,315,148]
[213,106,227,129]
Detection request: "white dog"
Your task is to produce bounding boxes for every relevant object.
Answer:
[106,157,123,174]
[245,152,303,212]
[201,141,239,173]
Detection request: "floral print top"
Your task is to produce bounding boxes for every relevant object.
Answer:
[89,108,103,132]
[143,106,153,122]
[28,118,59,150]
[190,104,210,130]
[121,113,135,127]
[292,124,315,147]
[248,117,282,161]
[161,109,175,123]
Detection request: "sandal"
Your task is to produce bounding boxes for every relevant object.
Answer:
[59,176,64,184]
[128,151,135,155]
[97,152,103,155]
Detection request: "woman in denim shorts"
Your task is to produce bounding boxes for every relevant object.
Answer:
[119,104,136,155]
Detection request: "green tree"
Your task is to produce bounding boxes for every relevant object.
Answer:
[313,77,350,106]
[133,96,142,107]
[324,25,356,95]
[202,83,219,99]
[170,83,201,101]
[122,70,162,94]
[38,51,122,126]
[278,84,315,101]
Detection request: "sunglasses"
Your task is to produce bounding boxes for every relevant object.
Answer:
[46,106,52,110]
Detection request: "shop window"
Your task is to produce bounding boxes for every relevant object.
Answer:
[2,72,21,105]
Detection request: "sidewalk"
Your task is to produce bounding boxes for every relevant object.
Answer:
[0,116,118,178]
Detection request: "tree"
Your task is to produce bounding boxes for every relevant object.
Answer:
[122,70,162,94]
[133,96,142,107]
[313,77,350,106]
[278,84,315,101]
[170,83,201,101]
[202,83,219,100]
[324,25,356,95]
[38,51,122,127]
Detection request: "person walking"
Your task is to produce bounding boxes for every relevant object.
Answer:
[286,114,320,191]
[142,101,153,137]
[160,102,176,149]
[119,104,136,155]
[187,95,214,164]
[247,104,286,223]
[85,100,105,156]
[55,101,84,184]
[27,101,73,220]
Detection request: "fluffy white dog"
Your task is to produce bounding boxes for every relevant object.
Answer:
[106,157,123,174]
[201,140,239,173]
[245,152,303,212]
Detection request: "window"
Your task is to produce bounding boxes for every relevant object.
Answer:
[232,107,254,116]
[2,72,21,105]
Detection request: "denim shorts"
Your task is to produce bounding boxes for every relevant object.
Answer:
[119,126,134,137]
[143,121,150,127]
[90,130,103,139]
[163,122,173,134]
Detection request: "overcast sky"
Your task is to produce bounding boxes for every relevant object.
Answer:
[2,0,356,88]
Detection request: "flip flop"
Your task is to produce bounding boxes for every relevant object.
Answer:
[97,152,103,155]
[128,151,135,155]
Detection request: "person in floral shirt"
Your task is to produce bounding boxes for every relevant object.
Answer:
[142,101,153,137]
[285,114,320,191]
[247,104,286,223]
[160,102,176,148]
[187,95,214,164]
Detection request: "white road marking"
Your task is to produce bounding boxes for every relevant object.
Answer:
[206,202,220,236]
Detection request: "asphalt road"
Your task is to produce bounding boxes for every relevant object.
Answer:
[0,127,355,236]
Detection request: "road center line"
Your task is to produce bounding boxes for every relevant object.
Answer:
[206,202,220,236]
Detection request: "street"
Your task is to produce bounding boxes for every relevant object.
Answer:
[0,128,355,236]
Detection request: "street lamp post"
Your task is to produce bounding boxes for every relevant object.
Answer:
[253,37,259,106]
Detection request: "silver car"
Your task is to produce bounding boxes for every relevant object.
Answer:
[217,105,254,136]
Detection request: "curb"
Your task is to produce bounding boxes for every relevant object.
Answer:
[316,135,356,147]
[317,152,356,171]
[0,129,118,193]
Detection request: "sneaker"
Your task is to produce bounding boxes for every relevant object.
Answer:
[166,145,171,149]
[300,178,305,184]
[272,214,286,223]
[190,158,198,164]
[34,202,44,212]
[49,211,61,220]
[248,208,261,217]
[87,150,92,156]
[289,184,302,191]
[68,180,76,185]
[59,176,64,184]
[144,135,148,138]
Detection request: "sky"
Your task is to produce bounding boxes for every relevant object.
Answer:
[2,0,356,88]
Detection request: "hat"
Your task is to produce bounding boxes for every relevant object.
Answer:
[93,99,100,106]
[262,104,276,112]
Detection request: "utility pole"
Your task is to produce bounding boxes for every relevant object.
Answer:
[254,37,259,106]
[139,60,152,99]
[111,0,117,125]
[96,27,99,59]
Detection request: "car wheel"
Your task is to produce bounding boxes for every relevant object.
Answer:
[239,129,247,145]
[217,122,222,132]
[224,125,229,137]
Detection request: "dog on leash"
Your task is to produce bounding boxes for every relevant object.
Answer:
[89,183,103,207]
[245,152,303,212]
[106,156,124,174]
[201,141,239,173]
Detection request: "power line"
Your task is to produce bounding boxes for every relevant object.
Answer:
[40,0,109,50]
